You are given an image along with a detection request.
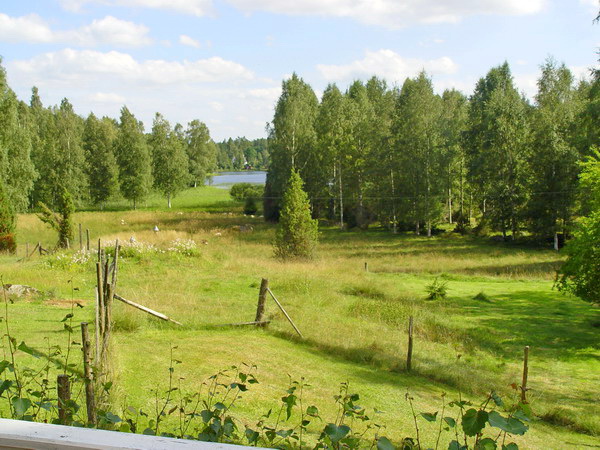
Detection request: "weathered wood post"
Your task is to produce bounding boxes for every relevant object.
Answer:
[255,278,269,326]
[86,229,90,251]
[364,262,369,272]
[57,374,71,425]
[406,316,414,372]
[38,242,42,256]
[66,238,70,250]
[79,223,83,250]
[81,322,97,426]
[521,346,529,403]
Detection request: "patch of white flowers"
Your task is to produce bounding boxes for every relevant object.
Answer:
[44,249,92,270]
[167,238,199,257]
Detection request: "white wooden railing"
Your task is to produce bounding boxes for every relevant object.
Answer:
[0,419,258,449]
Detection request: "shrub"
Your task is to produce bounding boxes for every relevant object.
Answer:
[230,183,263,202]
[37,187,74,249]
[274,170,318,260]
[425,277,448,300]
[243,196,258,215]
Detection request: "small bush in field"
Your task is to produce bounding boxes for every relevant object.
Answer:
[426,277,448,300]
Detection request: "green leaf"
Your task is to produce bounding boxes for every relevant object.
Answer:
[282,394,297,420]
[61,313,74,322]
[214,402,226,410]
[491,392,504,407]
[462,408,489,437]
[502,444,518,450]
[323,423,350,443]
[475,438,497,450]
[488,411,528,435]
[0,380,13,396]
[118,422,131,433]
[307,405,319,417]
[104,412,121,424]
[200,410,213,423]
[377,436,395,450]
[421,412,438,422]
[449,440,467,450]
[245,428,259,444]
[12,397,32,417]
[443,417,456,428]
[0,360,10,375]
[17,342,40,359]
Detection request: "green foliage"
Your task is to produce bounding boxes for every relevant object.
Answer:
[83,113,119,206]
[229,183,263,201]
[243,197,258,215]
[0,180,16,253]
[555,211,600,304]
[114,107,153,209]
[185,120,217,186]
[149,113,189,208]
[426,278,448,300]
[274,170,319,259]
[37,187,74,248]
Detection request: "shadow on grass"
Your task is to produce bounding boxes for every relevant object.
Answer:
[456,290,600,360]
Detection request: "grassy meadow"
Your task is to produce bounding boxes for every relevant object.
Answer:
[1,185,599,448]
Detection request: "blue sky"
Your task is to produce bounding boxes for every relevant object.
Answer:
[1,0,598,140]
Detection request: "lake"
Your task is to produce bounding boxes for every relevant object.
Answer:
[206,171,266,188]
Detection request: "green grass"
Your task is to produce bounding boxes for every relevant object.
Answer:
[1,185,599,448]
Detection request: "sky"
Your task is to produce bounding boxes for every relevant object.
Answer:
[0,0,598,141]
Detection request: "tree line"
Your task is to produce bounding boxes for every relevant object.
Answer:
[216,137,269,171]
[0,60,220,211]
[264,58,600,244]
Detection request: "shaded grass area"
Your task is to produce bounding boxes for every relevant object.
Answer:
[1,185,599,447]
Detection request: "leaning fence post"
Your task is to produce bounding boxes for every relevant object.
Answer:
[57,374,71,425]
[38,242,42,256]
[78,223,83,250]
[81,322,97,426]
[255,278,269,326]
[406,316,414,372]
[521,346,530,403]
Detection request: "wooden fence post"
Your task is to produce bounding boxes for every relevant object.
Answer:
[364,262,369,272]
[79,223,83,251]
[406,316,414,372]
[255,278,269,325]
[25,243,29,259]
[38,242,42,256]
[86,229,90,251]
[81,322,97,426]
[57,374,71,425]
[521,346,529,403]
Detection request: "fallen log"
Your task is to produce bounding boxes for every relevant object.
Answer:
[211,320,271,327]
[113,293,183,326]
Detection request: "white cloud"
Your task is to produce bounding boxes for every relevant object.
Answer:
[89,92,126,103]
[226,0,545,28]
[6,49,266,140]
[11,49,254,84]
[0,14,151,47]
[317,49,458,83]
[0,14,54,43]
[179,34,202,48]
[60,0,214,16]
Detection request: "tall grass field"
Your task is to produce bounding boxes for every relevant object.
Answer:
[1,185,598,448]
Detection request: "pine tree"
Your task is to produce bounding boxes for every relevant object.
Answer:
[274,170,319,259]
[0,180,16,253]
[114,107,152,209]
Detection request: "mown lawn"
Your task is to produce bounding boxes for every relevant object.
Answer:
[1,185,598,448]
